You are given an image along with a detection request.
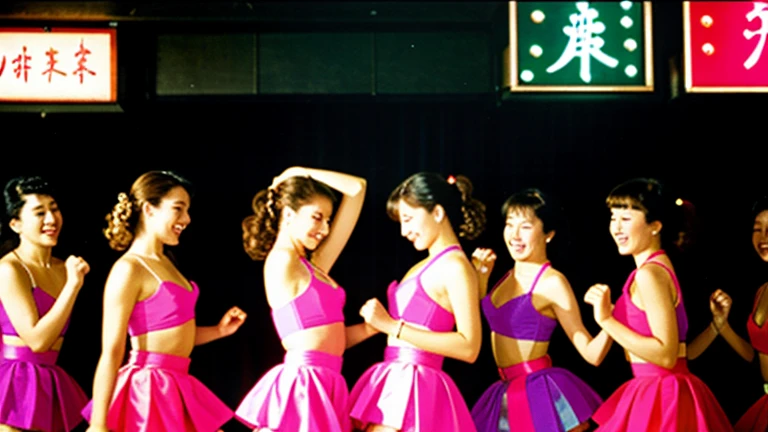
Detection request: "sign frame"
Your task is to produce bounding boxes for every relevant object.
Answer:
[683,1,768,93]
[0,27,117,103]
[506,1,654,93]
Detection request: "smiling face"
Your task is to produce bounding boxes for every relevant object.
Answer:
[397,199,441,251]
[11,194,62,248]
[609,206,660,256]
[142,186,191,246]
[753,210,768,262]
[284,194,334,252]
[503,207,552,263]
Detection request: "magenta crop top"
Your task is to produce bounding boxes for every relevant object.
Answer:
[0,255,69,337]
[612,250,689,342]
[271,256,346,340]
[387,245,459,333]
[127,255,198,337]
[747,286,768,354]
[482,262,557,342]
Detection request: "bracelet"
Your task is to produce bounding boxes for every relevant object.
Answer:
[395,320,405,339]
[710,321,720,335]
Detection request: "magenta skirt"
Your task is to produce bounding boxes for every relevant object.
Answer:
[735,392,768,432]
[0,345,88,431]
[235,350,350,432]
[349,346,476,432]
[593,359,733,431]
[81,350,233,432]
[470,355,602,432]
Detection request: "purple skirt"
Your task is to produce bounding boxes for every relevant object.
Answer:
[349,346,477,432]
[0,345,88,432]
[471,355,602,432]
[235,350,350,432]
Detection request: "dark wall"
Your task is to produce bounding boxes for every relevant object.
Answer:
[1,2,768,431]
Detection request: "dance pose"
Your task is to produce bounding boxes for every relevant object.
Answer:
[350,173,485,432]
[470,188,608,432]
[0,176,90,432]
[687,196,768,431]
[584,178,732,431]
[236,167,368,432]
[83,171,246,432]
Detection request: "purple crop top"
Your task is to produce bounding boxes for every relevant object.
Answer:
[612,250,689,342]
[387,245,460,333]
[127,255,198,337]
[0,254,69,337]
[271,256,346,340]
[481,262,557,342]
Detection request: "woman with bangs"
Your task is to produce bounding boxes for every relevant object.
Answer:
[584,178,732,431]
[469,188,608,432]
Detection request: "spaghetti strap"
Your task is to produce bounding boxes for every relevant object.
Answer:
[129,254,163,283]
[529,262,551,294]
[299,256,315,277]
[11,251,37,288]
[418,245,461,277]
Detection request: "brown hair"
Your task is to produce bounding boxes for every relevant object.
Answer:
[242,176,336,260]
[104,171,194,251]
[386,172,486,240]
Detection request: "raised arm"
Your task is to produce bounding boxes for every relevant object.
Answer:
[585,266,679,369]
[345,323,380,349]
[87,259,142,431]
[0,257,87,352]
[471,247,497,299]
[194,306,247,346]
[688,289,754,361]
[360,254,482,363]
[549,274,613,366]
[273,167,366,273]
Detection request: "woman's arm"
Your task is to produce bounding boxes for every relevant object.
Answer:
[272,167,367,274]
[549,274,613,366]
[360,254,483,363]
[345,322,380,349]
[688,289,754,361]
[87,259,141,429]
[0,257,88,352]
[585,266,679,369]
[195,306,247,346]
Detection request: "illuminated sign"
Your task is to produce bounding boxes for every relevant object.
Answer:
[507,1,653,92]
[684,2,768,92]
[0,28,116,102]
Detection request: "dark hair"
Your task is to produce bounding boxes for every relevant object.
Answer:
[751,196,768,224]
[243,176,337,261]
[501,188,562,234]
[606,178,681,248]
[105,171,194,251]
[0,176,55,256]
[386,172,486,241]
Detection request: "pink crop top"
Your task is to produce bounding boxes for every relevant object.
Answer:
[482,262,557,342]
[271,257,346,340]
[746,285,768,354]
[126,256,198,337]
[387,245,460,333]
[0,255,69,337]
[612,250,689,342]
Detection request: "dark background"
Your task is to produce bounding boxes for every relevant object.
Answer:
[1,2,767,430]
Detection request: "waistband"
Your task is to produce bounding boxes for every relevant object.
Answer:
[384,346,444,370]
[498,354,552,381]
[1,345,59,365]
[630,358,689,377]
[284,349,343,373]
[127,350,191,374]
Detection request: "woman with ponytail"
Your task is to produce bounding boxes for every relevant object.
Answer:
[82,171,247,432]
[0,176,89,432]
[236,166,368,432]
[349,172,486,432]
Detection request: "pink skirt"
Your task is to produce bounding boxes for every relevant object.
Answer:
[235,350,350,432]
[735,393,768,432]
[349,346,477,432]
[0,345,88,431]
[593,359,733,431]
[81,350,233,432]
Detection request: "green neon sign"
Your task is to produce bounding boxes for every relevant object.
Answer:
[508,1,653,91]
